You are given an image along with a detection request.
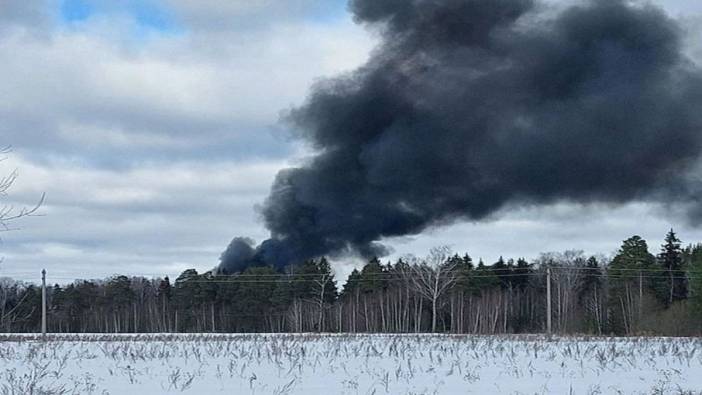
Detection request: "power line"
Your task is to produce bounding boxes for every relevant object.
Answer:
[179,273,700,284]
[202,265,702,276]
[2,264,702,285]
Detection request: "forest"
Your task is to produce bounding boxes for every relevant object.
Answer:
[1,229,701,336]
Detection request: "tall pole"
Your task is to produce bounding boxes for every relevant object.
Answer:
[638,270,643,323]
[546,267,552,335]
[41,269,47,339]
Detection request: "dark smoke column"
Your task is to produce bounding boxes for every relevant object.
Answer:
[219,0,702,273]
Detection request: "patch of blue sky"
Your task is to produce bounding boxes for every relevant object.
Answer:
[60,0,92,22]
[59,0,183,36]
[130,1,182,35]
[306,0,349,24]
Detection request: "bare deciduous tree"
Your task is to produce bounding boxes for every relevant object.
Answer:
[403,246,458,333]
[536,250,587,333]
[0,146,43,232]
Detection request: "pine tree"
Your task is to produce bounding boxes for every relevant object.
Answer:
[358,258,386,295]
[340,268,363,332]
[290,258,337,332]
[657,229,688,306]
[578,256,604,334]
[157,277,172,332]
[686,244,702,320]
[173,269,200,332]
[105,275,135,333]
[473,259,499,292]
[608,236,656,334]
[513,258,531,290]
[342,269,362,296]
[492,256,513,289]
[234,266,278,332]
[451,254,474,293]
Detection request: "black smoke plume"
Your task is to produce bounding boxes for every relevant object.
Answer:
[219,0,702,273]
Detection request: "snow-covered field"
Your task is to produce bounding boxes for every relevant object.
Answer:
[0,333,700,394]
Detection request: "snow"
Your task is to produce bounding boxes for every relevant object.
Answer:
[0,333,700,394]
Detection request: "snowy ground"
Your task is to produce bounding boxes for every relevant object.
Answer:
[0,333,701,394]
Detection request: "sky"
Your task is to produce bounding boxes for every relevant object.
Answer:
[1,0,702,283]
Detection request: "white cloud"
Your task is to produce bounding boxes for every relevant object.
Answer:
[383,202,702,265]
[1,153,284,279]
[0,2,380,279]
[0,11,375,160]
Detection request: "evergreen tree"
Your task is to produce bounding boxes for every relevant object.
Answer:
[339,268,364,332]
[657,229,688,306]
[578,256,604,334]
[290,258,337,331]
[341,269,363,297]
[105,276,134,310]
[473,259,500,292]
[234,266,278,331]
[269,276,293,330]
[360,257,387,295]
[450,254,474,293]
[512,258,531,290]
[173,269,200,332]
[580,256,602,296]
[686,244,702,320]
[156,276,172,332]
[608,236,656,334]
[157,277,172,300]
[104,276,135,333]
[293,258,337,303]
[610,236,656,269]
[316,257,338,304]
[19,285,42,331]
[492,256,512,289]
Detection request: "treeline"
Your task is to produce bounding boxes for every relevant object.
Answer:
[1,230,702,335]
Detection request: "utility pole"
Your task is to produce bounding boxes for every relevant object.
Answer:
[546,267,552,335]
[638,270,643,323]
[41,269,47,339]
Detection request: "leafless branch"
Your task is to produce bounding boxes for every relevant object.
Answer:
[401,246,458,332]
[0,146,44,232]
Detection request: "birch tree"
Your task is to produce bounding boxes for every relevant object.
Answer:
[403,246,458,333]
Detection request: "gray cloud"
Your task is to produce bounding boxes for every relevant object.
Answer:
[0,0,51,30]
[163,0,345,31]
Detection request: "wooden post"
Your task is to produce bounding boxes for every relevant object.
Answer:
[546,267,552,335]
[638,270,643,322]
[41,269,47,339]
